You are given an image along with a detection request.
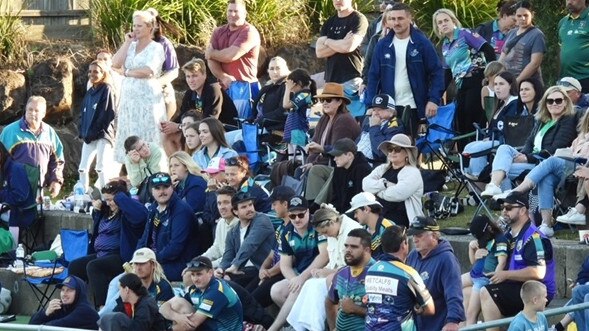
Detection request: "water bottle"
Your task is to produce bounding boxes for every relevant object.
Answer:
[73,181,85,212]
[14,244,24,268]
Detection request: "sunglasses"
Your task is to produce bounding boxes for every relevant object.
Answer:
[502,204,523,211]
[186,260,210,269]
[387,146,404,153]
[288,212,307,220]
[320,98,335,103]
[151,175,170,184]
[226,157,243,167]
[546,98,564,105]
[557,80,579,90]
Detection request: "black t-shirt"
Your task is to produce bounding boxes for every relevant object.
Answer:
[320,11,369,83]
[378,166,409,227]
[179,83,238,126]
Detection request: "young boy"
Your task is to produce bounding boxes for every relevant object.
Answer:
[508,280,549,331]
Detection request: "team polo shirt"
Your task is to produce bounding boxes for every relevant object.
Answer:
[366,216,395,258]
[490,20,507,56]
[183,278,243,331]
[279,222,327,274]
[442,28,487,87]
[559,7,589,79]
[365,255,432,331]
[328,259,375,331]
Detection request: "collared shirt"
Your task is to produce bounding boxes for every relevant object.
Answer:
[279,222,327,274]
[365,216,395,258]
[442,28,487,87]
[559,7,589,79]
[183,278,243,331]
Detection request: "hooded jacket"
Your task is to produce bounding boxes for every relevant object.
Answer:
[112,294,166,331]
[406,239,465,330]
[78,82,116,145]
[331,152,372,214]
[29,275,99,329]
[0,157,36,227]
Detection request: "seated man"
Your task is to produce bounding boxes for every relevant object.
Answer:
[160,256,243,331]
[201,186,239,268]
[348,192,395,257]
[123,136,168,189]
[137,172,199,281]
[213,191,276,288]
[99,247,175,316]
[29,276,99,329]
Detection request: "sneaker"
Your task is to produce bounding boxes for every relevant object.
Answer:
[538,224,554,237]
[556,208,586,225]
[493,190,513,201]
[481,183,502,198]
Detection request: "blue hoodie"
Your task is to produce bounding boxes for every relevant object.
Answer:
[0,158,36,227]
[406,239,465,330]
[29,275,99,329]
[78,82,116,145]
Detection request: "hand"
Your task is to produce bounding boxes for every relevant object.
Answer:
[128,150,141,164]
[513,153,527,163]
[489,270,509,284]
[175,313,196,330]
[288,275,305,293]
[285,79,295,91]
[259,268,271,280]
[171,175,180,187]
[49,182,61,198]
[358,84,366,95]
[474,248,489,260]
[299,163,313,173]
[468,240,479,250]
[92,199,103,210]
[160,121,180,135]
[306,142,324,153]
[45,299,62,316]
[574,166,589,179]
[225,265,244,275]
[425,101,438,118]
[124,32,136,43]
[340,298,358,314]
[219,75,236,90]
[214,268,225,278]
[442,322,459,331]
[369,112,382,127]
[204,45,213,60]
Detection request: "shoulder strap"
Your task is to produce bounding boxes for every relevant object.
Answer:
[503,27,537,55]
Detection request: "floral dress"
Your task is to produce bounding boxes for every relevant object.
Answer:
[114,41,166,162]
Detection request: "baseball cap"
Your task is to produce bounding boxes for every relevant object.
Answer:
[346,192,382,214]
[371,94,396,110]
[269,186,296,202]
[407,216,440,235]
[57,276,78,289]
[557,77,582,92]
[288,196,308,212]
[130,247,157,264]
[231,191,256,207]
[150,172,172,188]
[496,191,529,209]
[203,157,226,174]
[186,256,213,271]
[328,138,357,157]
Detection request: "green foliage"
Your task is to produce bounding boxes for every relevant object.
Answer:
[405,0,496,39]
[306,0,377,32]
[532,0,566,85]
[0,10,26,63]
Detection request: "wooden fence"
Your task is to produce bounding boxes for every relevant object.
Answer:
[0,0,91,40]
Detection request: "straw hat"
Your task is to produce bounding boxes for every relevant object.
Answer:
[316,82,351,104]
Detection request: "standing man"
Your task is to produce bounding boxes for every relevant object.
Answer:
[205,0,261,118]
[137,172,199,281]
[365,225,435,330]
[559,0,589,92]
[475,1,517,57]
[406,216,465,331]
[479,192,555,331]
[316,0,368,117]
[366,3,445,136]
[326,228,375,331]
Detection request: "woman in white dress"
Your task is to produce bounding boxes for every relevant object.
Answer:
[112,10,166,163]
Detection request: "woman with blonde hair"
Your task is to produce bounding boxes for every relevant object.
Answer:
[112,10,166,163]
[169,151,207,214]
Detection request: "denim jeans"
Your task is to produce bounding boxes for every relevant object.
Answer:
[570,284,589,331]
[491,145,536,190]
[463,140,501,177]
[525,156,574,210]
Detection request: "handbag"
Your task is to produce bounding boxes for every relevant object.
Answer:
[137,168,154,204]
[503,115,535,148]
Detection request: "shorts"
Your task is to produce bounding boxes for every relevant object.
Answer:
[472,276,490,291]
[484,281,524,317]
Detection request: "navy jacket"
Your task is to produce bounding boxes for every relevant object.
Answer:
[112,295,166,331]
[30,275,99,329]
[137,193,199,280]
[366,26,445,119]
[175,174,207,214]
[366,117,405,163]
[78,83,116,145]
[0,158,36,226]
[407,239,465,329]
[220,212,276,270]
[201,190,220,226]
[252,78,288,131]
[91,192,148,262]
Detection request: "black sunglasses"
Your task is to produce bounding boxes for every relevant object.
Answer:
[226,157,243,167]
[502,204,523,211]
[386,145,404,153]
[546,98,564,105]
[186,260,210,269]
[319,98,335,103]
[288,212,307,220]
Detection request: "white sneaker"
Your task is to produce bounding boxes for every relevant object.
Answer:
[556,208,586,225]
[481,183,502,198]
[493,190,513,201]
[538,224,554,237]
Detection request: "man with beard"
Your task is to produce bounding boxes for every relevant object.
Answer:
[559,0,589,92]
[213,191,276,288]
[365,225,435,330]
[479,192,555,331]
[137,172,199,281]
[326,228,375,331]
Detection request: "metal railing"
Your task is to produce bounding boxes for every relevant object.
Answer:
[460,301,589,330]
[0,324,90,331]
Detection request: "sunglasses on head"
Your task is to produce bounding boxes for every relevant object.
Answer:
[502,204,523,211]
[151,175,170,184]
[546,98,564,105]
[387,145,404,153]
[226,157,243,167]
[288,211,307,220]
[557,80,578,90]
[186,260,209,269]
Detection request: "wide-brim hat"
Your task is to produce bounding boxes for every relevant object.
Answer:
[316,83,351,105]
[378,134,417,156]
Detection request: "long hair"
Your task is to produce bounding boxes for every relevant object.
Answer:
[517,77,544,115]
[287,69,317,103]
[184,122,201,154]
[493,71,518,116]
[432,8,462,39]
[89,60,112,87]
[535,86,574,123]
[579,111,589,136]
[199,117,230,148]
[169,151,203,176]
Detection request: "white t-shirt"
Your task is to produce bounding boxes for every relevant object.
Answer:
[393,36,417,109]
[240,224,254,267]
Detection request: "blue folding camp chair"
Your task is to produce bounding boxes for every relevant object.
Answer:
[416,102,457,156]
[22,229,89,310]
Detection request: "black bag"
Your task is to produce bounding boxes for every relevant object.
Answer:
[503,115,535,147]
[423,191,464,220]
[137,168,154,204]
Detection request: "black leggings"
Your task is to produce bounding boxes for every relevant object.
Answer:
[454,73,486,150]
[69,253,123,307]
